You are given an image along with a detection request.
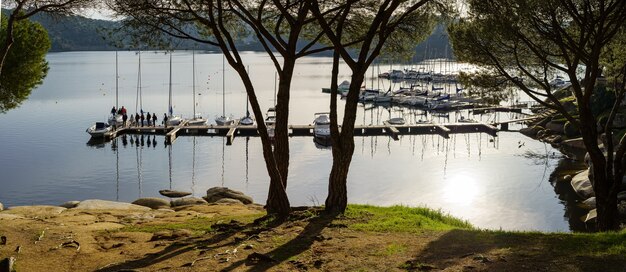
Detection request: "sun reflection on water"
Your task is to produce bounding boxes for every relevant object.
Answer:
[443,174,480,205]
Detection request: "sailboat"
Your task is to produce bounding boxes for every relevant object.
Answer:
[108,52,124,126]
[188,50,208,125]
[240,66,254,126]
[240,95,254,125]
[215,55,234,125]
[166,53,184,126]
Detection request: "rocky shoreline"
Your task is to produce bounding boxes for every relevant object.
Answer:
[520,109,626,229]
[0,186,258,215]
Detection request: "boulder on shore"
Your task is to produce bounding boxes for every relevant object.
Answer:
[618,191,626,201]
[132,198,171,209]
[159,190,192,198]
[59,201,80,209]
[204,187,253,204]
[170,197,208,207]
[75,199,151,211]
[0,202,3,211]
[5,205,66,217]
[584,209,597,223]
[559,138,587,161]
[581,197,596,210]
[520,125,543,138]
[215,198,244,205]
[571,169,594,199]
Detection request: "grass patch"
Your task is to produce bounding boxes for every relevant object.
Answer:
[119,213,264,234]
[344,205,473,232]
[378,243,407,256]
[547,231,626,255]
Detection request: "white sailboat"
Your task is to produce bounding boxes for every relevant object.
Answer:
[215,55,234,125]
[166,53,184,126]
[240,96,254,125]
[108,51,123,126]
[187,50,208,126]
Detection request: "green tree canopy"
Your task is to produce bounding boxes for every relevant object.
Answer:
[0,16,50,113]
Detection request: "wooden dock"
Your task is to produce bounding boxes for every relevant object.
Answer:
[101,121,499,144]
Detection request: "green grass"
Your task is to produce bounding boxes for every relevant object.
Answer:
[343,205,473,232]
[119,213,264,234]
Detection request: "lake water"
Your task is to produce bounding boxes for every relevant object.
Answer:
[0,51,582,232]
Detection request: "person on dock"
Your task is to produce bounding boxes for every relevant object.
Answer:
[152,113,157,127]
[110,107,116,116]
[120,106,127,115]
[163,113,168,128]
[140,112,145,127]
[122,113,128,127]
[135,113,140,126]
[146,112,152,126]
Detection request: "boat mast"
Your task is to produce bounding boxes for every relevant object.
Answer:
[169,52,173,116]
[222,54,226,117]
[115,51,119,111]
[192,49,196,118]
[273,71,277,106]
[136,51,142,114]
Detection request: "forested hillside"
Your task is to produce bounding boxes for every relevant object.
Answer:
[2,9,453,59]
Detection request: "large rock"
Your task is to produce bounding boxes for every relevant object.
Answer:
[571,169,594,199]
[520,125,543,138]
[204,187,253,204]
[584,209,597,223]
[170,197,208,207]
[5,205,66,217]
[215,198,244,205]
[545,121,565,134]
[59,201,80,209]
[559,138,587,161]
[132,198,171,209]
[581,197,596,210]
[618,191,626,201]
[0,202,3,211]
[159,190,192,198]
[75,199,151,211]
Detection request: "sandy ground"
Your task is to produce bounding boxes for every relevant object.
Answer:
[1,204,625,272]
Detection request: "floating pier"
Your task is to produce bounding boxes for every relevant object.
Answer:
[101,121,498,145]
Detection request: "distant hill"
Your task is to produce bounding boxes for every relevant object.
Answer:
[3,9,453,60]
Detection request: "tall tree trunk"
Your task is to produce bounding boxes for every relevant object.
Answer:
[325,68,365,214]
[578,101,619,231]
[274,58,296,188]
[232,63,290,216]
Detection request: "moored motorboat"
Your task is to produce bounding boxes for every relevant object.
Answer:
[86,122,111,138]
[387,117,406,125]
[313,112,332,146]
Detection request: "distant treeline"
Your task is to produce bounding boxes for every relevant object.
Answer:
[3,9,453,60]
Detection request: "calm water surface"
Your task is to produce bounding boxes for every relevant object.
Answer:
[0,51,576,232]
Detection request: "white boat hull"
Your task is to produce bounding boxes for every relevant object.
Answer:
[108,114,123,126]
[215,116,234,126]
[86,123,111,138]
[188,118,207,126]
[166,115,184,126]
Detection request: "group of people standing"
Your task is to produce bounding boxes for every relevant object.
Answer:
[111,106,171,127]
[131,112,159,127]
